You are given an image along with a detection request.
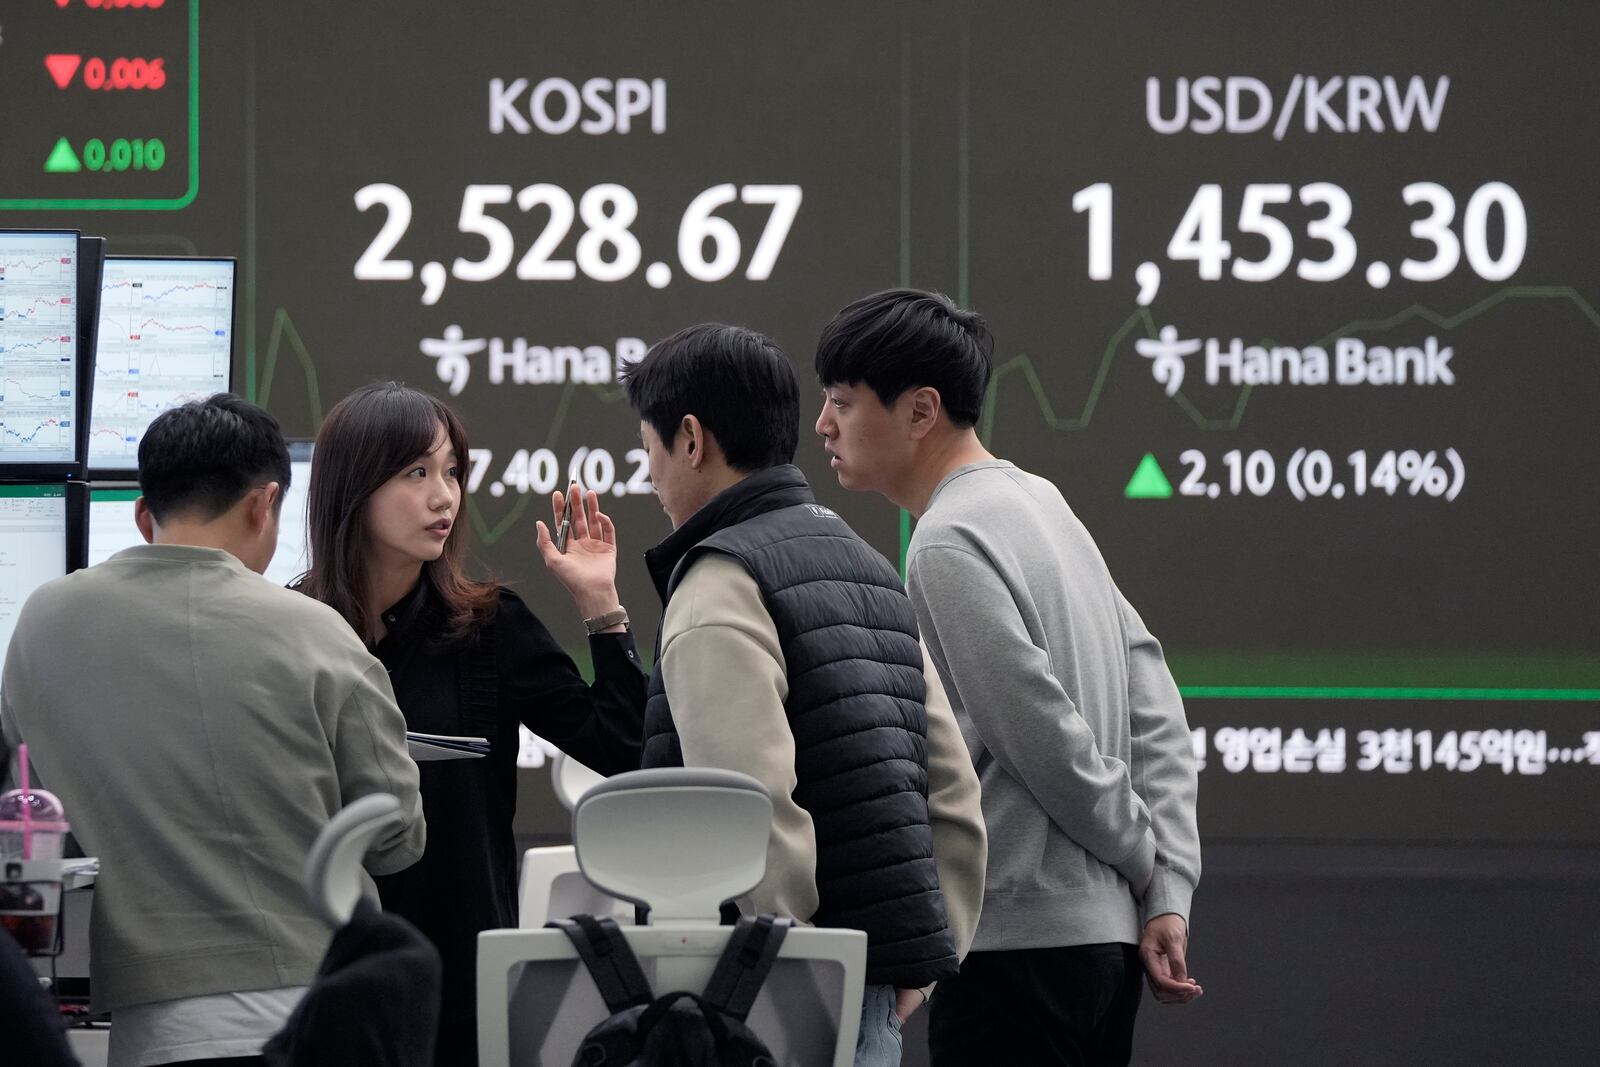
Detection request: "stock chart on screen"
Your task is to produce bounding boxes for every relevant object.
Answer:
[89,256,233,471]
[0,232,78,465]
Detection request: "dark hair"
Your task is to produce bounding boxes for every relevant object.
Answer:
[815,288,994,427]
[138,394,291,522]
[296,382,496,644]
[620,323,799,470]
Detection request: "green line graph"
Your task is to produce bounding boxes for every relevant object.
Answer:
[255,308,324,422]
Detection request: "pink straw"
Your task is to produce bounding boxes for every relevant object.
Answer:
[17,742,31,860]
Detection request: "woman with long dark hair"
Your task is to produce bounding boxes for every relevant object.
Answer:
[296,382,645,1065]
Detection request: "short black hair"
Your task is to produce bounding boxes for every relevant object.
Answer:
[138,394,292,522]
[815,288,993,427]
[620,324,799,471]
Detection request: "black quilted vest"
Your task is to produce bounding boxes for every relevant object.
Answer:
[641,465,959,989]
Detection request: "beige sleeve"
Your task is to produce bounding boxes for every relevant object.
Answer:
[660,554,819,923]
[921,641,987,961]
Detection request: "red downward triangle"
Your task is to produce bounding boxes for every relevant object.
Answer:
[45,54,81,90]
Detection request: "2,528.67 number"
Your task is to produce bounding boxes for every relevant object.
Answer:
[354,182,802,297]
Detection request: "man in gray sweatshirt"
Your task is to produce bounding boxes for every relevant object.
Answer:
[814,289,1202,1065]
[2,395,424,1067]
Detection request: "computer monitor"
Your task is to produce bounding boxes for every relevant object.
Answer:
[86,442,311,583]
[75,237,106,472]
[82,443,309,583]
[0,230,82,473]
[263,440,313,588]
[85,485,144,569]
[0,485,75,682]
[88,256,236,475]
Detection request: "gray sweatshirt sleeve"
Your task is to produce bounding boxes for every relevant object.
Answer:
[909,543,1157,888]
[333,661,427,876]
[1118,590,1201,926]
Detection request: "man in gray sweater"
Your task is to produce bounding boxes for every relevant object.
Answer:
[814,290,1203,1065]
[1,395,425,1067]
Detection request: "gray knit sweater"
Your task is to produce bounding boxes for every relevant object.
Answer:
[906,461,1200,951]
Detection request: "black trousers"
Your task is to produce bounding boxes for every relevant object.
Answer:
[928,943,1144,1066]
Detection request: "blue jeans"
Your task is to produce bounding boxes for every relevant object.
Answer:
[854,983,903,1067]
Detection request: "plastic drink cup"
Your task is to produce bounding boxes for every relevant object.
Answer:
[0,788,69,861]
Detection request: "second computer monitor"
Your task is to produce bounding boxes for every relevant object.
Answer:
[0,484,74,682]
[85,486,142,569]
[263,440,314,588]
[88,256,236,475]
[87,442,312,586]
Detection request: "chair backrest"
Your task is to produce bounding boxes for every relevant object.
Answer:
[520,755,623,927]
[549,752,606,812]
[480,768,868,1064]
[516,845,631,928]
[477,923,866,1067]
[304,793,404,928]
[571,768,772,922]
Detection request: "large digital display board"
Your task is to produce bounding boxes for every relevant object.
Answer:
[4,0,1595,842]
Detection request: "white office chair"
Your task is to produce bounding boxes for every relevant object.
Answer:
[551,750,607,809]
[517,753,630,927]
[303,792,405,928]
[480,768,867,1067]
[279,795,442,1067]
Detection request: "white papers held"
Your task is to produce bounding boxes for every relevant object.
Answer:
[406,732,490,761]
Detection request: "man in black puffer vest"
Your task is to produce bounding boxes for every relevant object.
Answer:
[620,324,987,1067]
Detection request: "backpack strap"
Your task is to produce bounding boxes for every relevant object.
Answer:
[633,990,733,1047]
[700,914,792,1021]
[547,915,653,1013]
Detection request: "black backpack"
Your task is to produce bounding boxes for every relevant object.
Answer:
[548,913,792,1067]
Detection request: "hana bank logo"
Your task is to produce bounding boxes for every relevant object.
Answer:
[419,326,485,396]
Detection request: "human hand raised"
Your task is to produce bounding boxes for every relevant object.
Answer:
[535,482,622,618]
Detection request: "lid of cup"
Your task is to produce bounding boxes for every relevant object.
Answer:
[0,789,65,820]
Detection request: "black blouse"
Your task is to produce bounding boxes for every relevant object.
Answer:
[369,578,646,1023]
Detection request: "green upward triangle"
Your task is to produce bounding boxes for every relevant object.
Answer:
[43,138,82,173]
[1124,453,1173,499]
